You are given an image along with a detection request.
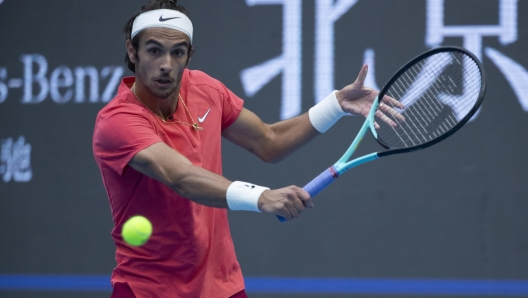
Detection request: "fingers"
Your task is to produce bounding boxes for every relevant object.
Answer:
[300,188,313,208]
[379,102,405,122]
[375,95,406,128]
[260,186,313,221]
[375,109,397,127]
[354,64,368,87]
[281,187,312,221]
[381,94,405,110]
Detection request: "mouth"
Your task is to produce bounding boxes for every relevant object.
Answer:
[156,78,172,83]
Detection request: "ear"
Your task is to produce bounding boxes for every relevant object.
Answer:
[185,47,194,67]
[126,39,138,64]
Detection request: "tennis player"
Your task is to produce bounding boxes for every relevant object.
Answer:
[92,0,386,297]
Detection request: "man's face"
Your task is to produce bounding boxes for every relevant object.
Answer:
[130,28,191,99]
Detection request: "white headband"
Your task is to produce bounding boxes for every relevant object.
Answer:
[131,9,193,43]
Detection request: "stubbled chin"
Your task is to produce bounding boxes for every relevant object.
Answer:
[147,81,175,97]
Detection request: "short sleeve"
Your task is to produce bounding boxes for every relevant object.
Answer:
[93,110,162,175]
[220,84,244,130]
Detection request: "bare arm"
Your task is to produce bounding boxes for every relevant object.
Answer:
[128,142,313,220]
[223,64,383,163]
[129,142,232,208]
[222,109,319,163]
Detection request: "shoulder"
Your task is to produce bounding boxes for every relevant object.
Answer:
[97,95,145,124]
[93,96,157,157]
[94,91,155,141]
[96,78,148,123]
[182,69,228,106]
[185,69,228,91]
[186,69,218,82]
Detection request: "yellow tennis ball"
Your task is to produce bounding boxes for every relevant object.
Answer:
[122,215,152,246]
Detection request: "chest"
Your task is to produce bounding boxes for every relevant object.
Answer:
[154,93,223,171]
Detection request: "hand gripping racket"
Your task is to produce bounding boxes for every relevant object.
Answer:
[278,46,486,222]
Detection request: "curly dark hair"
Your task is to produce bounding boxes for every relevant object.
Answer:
[123,0,195,73]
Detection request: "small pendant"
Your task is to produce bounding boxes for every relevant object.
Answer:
[193,123,203,130]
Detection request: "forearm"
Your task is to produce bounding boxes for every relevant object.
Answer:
[223,92,347,163]
[166,163,232,208]
[264,90,351,162]
[129,142,232,208]
[262,113,320,163]
[130,143,312,220]
[147,161,311,218]
[176,167,314,220]
[222,109,315,163]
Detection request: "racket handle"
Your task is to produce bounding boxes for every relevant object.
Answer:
[276,166,338,222]
[302,166,339,197]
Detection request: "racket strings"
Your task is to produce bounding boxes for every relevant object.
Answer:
[385,67,453,145]
[383,55,458,145]
[385,71,478,146]
[384,59,480,146]
[398,61,480,141]
[378,51,482,148]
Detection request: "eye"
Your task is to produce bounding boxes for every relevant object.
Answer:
[148,48,160,55]
[173,49,186,57]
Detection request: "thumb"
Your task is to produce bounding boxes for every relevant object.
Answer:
[354,64,368,86]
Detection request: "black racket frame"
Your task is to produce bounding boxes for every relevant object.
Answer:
[375,46,486,157]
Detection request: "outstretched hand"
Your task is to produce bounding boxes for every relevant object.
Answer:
[336,64,404,128]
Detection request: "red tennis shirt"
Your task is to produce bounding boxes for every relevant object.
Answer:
[92,69,245,297]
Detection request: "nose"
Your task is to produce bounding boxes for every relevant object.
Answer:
[159,53,172,73]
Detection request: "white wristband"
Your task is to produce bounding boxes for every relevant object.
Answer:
[309,91,348,133]
[226,181,269,212]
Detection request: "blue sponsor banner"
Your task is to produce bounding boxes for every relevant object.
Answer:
[2,275,528,295]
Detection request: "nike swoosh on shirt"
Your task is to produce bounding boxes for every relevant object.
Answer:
[198,107,211,123]
[159,15,180,22]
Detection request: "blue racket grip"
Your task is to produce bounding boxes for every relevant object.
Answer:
[277,167,338,222]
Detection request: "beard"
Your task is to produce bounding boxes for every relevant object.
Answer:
[149,81,178,99]
[136,63,183,99]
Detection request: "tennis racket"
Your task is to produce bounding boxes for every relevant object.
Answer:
[278,46,486,222]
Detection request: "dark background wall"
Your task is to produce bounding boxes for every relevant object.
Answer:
[1,0,527,297]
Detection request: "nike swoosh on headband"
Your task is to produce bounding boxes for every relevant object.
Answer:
[198,107,211,123]
[159,15,180,22]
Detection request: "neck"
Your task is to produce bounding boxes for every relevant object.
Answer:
[132,79,180,120]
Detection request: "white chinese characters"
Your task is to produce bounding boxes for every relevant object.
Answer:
[240,0,528,120]
[0,136,32,182]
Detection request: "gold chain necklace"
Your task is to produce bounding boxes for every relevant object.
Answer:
[132,83,203,130]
